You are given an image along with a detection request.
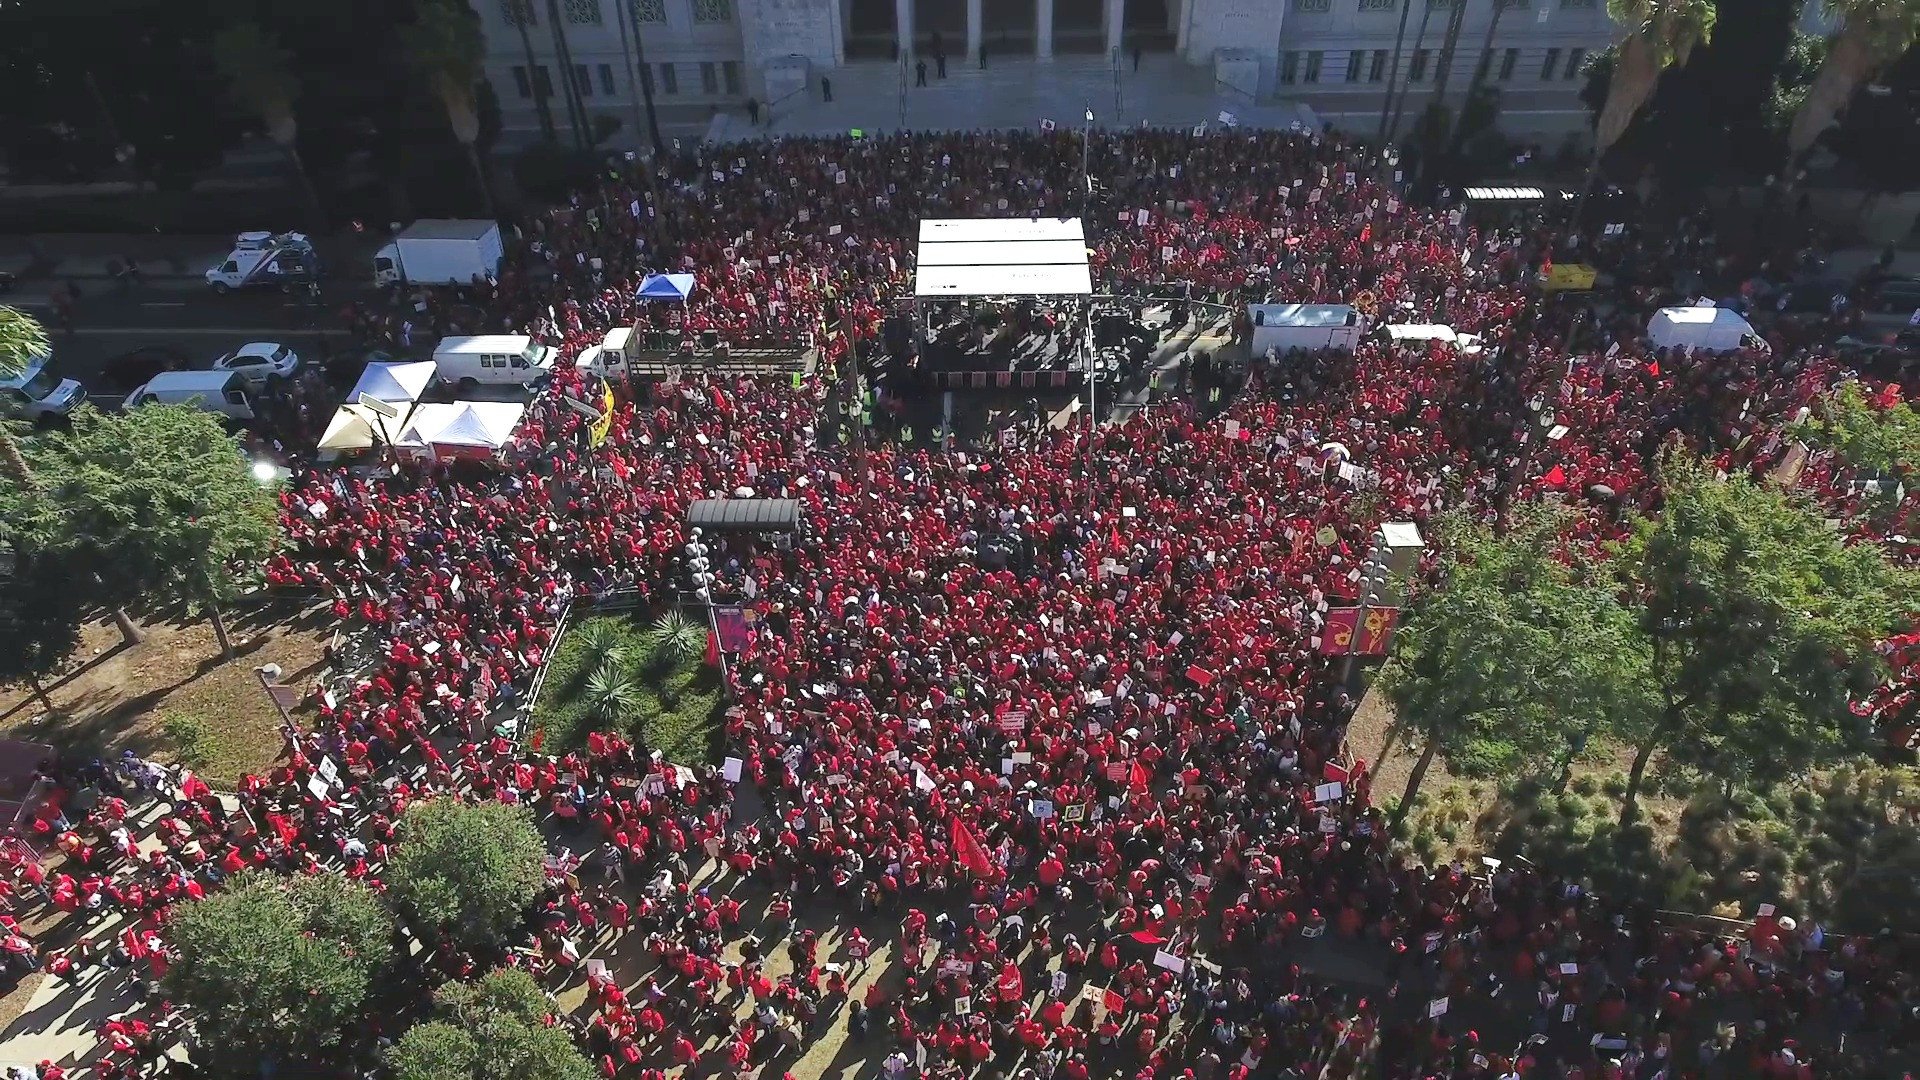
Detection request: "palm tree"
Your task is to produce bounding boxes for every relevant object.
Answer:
[575,617,631,672]
[509,0,558,142]
[582,660,643,729]
[210,22,323,228]
[403,0,497,217]
[0,306,47,491]
[1788,0,1920,159]
[648,610,708,664]
[1575,0,1717,219]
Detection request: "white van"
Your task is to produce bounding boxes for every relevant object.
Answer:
[0,351,85,422]
[123,370,258,422]
[431,335,557,390]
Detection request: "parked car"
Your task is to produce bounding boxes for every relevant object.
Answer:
[1857,276,1920,337]
[100,345,193,395]
[319,346,403,394]
[210,342,301,387]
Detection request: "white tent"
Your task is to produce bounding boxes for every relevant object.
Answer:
[396,401,526,456]
[318,407,381,454]
[1383,323,1458,343]
[349,360,437,405]
[913,218,1092,298]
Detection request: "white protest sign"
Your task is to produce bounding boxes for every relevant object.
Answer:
[1429,997,1449,1018]
[1152,950,1185,972]
[722,756,745,783]
[1313,781,1345,803]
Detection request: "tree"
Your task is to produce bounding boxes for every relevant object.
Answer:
[390,968,596,1080]
[9,404,280,659]
[1611,455,1916,825]
[210,21,322,227]
[1788,0,1920,158]
[1578,0,1716,215]
[163,871,393,1073]
[582,661,642,729]
[1796,382,1920,480]
[1380,508,1651,829]
[0,544,88,713]
[402,0,495,217]
[0,305,50,489]
[506,0,557,143]
[387,799,546,952]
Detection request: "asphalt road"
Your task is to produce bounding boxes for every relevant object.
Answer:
[7,275,367,405]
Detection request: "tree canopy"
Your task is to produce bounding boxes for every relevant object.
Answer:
[1381,507,1651,826]
[1611,455,1916,821]
[5,403,281,656]
[0,545,89,708]
[162,871,394,1070]
[390,968,595,1080]
[1797,382,1920,480]
[387,799,546,951]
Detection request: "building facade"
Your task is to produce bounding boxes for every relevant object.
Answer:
[475,0,1622,143]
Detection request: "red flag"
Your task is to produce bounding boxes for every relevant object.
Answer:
[1185,665,1215,688]
[1542,464,1568,489]
[950,816,994,878]
[705,630,720,667]
[1128,761,1152,791]
[1646,359,1661,378]
[1323,761,1350,784]
[1129,929,1167,945]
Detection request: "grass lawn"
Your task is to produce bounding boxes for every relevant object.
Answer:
[530,610,724,766]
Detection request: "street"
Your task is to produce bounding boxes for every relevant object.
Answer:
[6,275,366,405]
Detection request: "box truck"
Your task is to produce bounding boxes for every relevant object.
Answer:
[374,220,505,287]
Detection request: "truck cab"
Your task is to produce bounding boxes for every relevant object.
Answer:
[0,351,85,422]
[576,327,632,380]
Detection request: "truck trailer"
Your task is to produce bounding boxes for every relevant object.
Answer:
[374,220,505,287]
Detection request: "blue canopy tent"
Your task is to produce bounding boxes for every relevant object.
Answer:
[636,273,695,302]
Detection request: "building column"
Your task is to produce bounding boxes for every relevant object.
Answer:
[895,0,913,56]
[966,0,982,63]
[1105,0,1125,56]
[1036,0,1054,58]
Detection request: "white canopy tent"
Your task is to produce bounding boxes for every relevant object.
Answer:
[913,218,1092,298]
[349,360,436,405]
[318,408,382,454]
[396,401,527,457]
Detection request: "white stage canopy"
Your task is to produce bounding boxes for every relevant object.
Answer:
[914,218,1092,298]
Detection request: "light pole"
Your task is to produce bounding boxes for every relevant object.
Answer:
[1082,107,1098,496]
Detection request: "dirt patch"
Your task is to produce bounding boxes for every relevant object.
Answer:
[0,601,332,786]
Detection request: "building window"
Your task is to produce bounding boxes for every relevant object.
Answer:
[700,61,719,94]
[533,65,553,96]
[1426,0,1455,7]
[1498,0,1527,7]
[691,0,733,22]
[1408,48,1428,82]
[1295,0,1331,11]
[564,0,602,23]
[500,0,536,25]
[1345,51,1364,82]
[574,64,593,96]
[1359,0,1397,9]
[1369,48,1388,81]
[599,63,617,95]
[1304,50,1324,83]
[1540,47,1560,80]
[1565,46,1586,79]
[1498,47,1518,80]
[722,60,742,94]
[659,62,678,94]
[512,65,533,98]
[633,0,667,18]
[1280,51,1300,83]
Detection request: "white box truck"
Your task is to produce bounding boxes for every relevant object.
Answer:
[374,220,504,287]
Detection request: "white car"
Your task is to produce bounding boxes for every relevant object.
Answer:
[210,342,301,386]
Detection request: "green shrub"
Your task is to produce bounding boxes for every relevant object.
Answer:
[161,712,217,771]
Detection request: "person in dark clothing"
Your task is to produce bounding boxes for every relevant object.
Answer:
[847,1000,869,1041]
[979,41,988,69]
[935,50,947,78]
[746,98,760,124]
[821,75,833,101]
[1133,44,1143,71]
[915,59,927,86]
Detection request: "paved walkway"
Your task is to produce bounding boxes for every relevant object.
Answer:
[718,55,1317,142]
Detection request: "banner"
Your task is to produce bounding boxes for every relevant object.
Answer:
[589,383,616,445]
[712,605,756,653]
[1541,263,1597,292]
[1321,607,1361,655]
[1353,607,1400,656]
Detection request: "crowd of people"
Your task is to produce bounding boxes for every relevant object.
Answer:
[5,127,1918,1080]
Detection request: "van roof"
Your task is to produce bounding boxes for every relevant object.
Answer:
[436,335,534,354]
[138,370,245,392]
[398,219,499,242]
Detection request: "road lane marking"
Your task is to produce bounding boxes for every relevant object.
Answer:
[54,327,337,336]
[140,301,188,308]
